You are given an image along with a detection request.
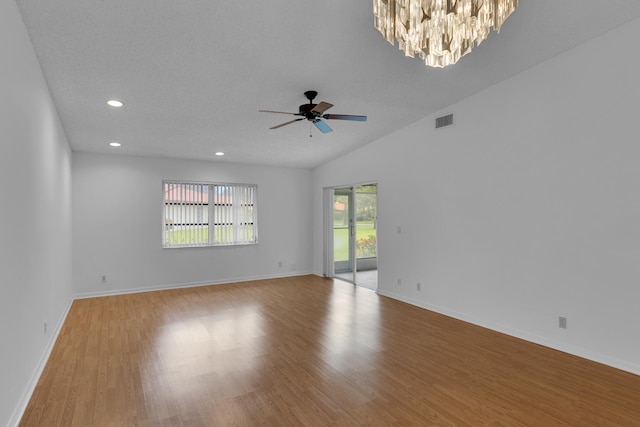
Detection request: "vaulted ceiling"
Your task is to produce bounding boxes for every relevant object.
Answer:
[16,1,640,168]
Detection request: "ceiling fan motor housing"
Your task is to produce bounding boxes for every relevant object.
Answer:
[300,90,319,119]
[299,103,318,119]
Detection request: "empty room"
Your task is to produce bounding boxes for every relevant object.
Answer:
[2,0,640,425]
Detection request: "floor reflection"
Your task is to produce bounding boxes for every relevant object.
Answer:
[141,299,267,412]
[319,281,381,372]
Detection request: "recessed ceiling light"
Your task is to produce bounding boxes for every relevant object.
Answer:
[215,152,224,156]
[109,142,122,147]
[107,99,124,107]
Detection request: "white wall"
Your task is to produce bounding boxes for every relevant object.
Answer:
[73,153,312,295]
[313,18,640,374]
[0,0,73,425]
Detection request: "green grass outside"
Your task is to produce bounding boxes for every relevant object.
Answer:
[164,225,254,246]
[334,222,376,261]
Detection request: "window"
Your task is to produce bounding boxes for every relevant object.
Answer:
[163,181,257,248]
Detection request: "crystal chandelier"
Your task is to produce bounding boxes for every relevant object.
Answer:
[373,0,519,68]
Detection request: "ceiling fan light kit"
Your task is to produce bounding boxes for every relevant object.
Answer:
[373,0,519,68]
[259,91,367,135]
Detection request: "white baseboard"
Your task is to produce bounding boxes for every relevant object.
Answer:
[376,289,640,377]
[8,297,74,427]
[73,271,313,299]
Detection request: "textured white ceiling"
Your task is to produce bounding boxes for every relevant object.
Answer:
[15,1,640,168]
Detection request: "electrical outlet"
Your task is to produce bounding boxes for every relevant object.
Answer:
[101,275,107,282]
[396,226,402,234]
[397,278,402,286]
[278,261,283,268]
[416,282,422,291]
[559,316,567,329]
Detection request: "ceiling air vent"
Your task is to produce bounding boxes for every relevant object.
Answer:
[435,113,454,129]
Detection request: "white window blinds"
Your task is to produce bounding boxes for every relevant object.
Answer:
[163,181,257,248]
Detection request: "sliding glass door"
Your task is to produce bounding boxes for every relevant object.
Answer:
[354,184,377,290]
[333,187,355,283]
[329,184,377,288]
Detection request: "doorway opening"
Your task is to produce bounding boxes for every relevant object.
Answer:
[329,184,377,290]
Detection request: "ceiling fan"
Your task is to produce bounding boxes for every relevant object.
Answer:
[259,90,367,134]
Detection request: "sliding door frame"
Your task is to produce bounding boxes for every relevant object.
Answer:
[323,182,378,286]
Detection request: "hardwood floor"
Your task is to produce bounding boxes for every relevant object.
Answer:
[20,275,640,426]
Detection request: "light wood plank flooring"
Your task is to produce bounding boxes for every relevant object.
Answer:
[20,275,640,426]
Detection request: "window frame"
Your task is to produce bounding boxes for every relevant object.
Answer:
[162,180,258,248]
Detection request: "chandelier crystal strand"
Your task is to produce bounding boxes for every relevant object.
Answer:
[373,0,519,68]
[373,0,395,44]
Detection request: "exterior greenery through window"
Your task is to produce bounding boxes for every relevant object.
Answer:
[163,181,257,248]
[333,185,377,261]
[354,185,377,258]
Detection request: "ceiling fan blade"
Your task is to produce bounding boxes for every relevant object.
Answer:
[311,102,334,114]
[259,109,297,115]
[269,118,304,130]
[323,114,367,122]
[312,119,333,134]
